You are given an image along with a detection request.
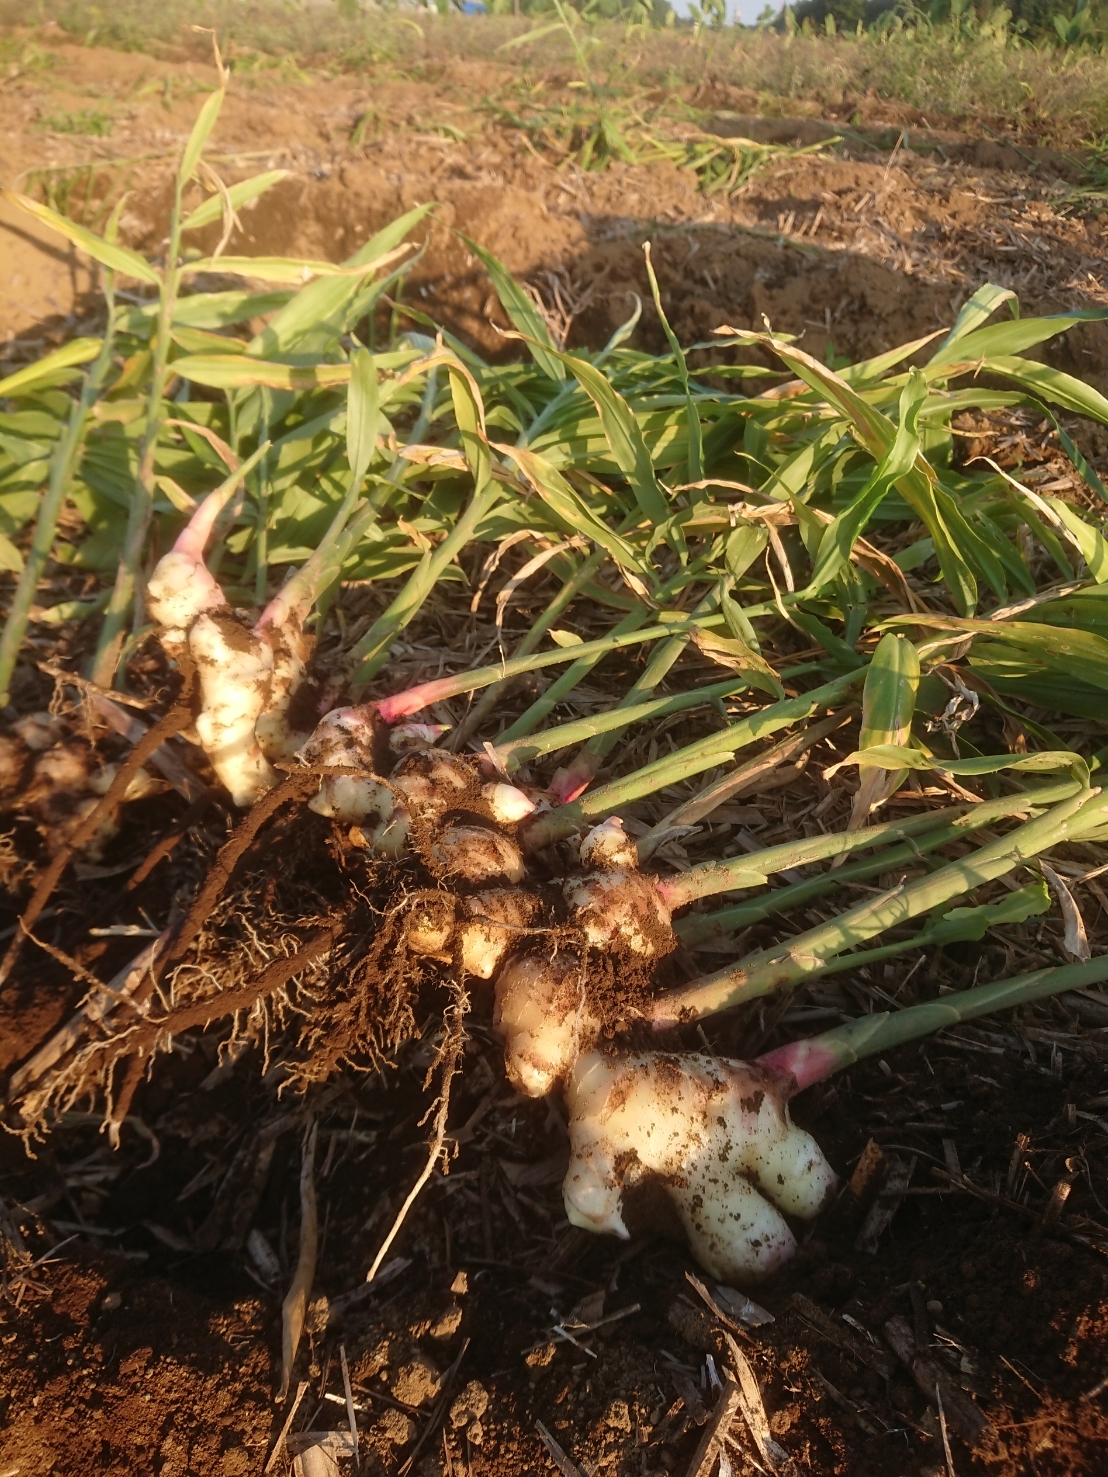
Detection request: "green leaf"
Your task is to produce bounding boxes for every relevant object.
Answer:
[461,235,565,383]
[0,189,160,285]
[690,627,784,699]
[181,251,412,285]
[170,356,353,390]
[170,289,293,330]
[906,614,1108,695]
[0,338,101,398]
[922,880,1052,945]
[1046,499,1108,583]
[986,356,1108,426]
[547,351,670,528]
[169,325,248,356]
[1055,422,1108,503]
[497,18,566,49]
[249,203,432,358]
[859,633,919,750]
[839,330,945,386]
[643,242,702,483]
[179,87,225,187]
[498,442,649,576]
[847,743,1090,787]
[179,169,289,231]
[719,586,762,651]
[0,533,23,572]
[929,308,1108,370]
[724,522,769,580]
[445,360,491,492]
[760,423,844,502]
[930,282,1017,356]
[719,328,982,610]
[805,369,926,593]
[346,347,380,487]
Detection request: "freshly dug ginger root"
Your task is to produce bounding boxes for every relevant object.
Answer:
[563,1051,837,1283]
[494,950,597,1098]
[147,476,312,808]
[564,818,674,959]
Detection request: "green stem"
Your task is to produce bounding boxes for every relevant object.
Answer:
[663,779,1084,912]
[650,785,1105,1025]
[674,779,1084,944]
[523,668,865,847]
[758,955,1108,1094]
[92,190,185,684]
[294,364,444,628]
[252,393,272,607]
[0,311,116,707]
[493,676,749,772]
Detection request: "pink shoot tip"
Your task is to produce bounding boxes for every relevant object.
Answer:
[548,757,596,807]
[373,676,460,725]
[754,1038,842,1097]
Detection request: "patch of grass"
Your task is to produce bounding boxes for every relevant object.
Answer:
[38,106,115,136]
[0,36,55,72]
[486,88,834,192]
[1064,138,1108,207]
[3,1,1108,146]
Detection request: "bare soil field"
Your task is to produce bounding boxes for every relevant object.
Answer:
[3,33,1107,382]
[2,26,1108,1477]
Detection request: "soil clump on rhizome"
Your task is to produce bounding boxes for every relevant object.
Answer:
[2,21,1108,1477]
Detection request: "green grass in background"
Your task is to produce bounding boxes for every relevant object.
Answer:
[1,0,1107,146]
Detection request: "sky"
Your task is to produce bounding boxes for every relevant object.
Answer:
[670,0,773,24]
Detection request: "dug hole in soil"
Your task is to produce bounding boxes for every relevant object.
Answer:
[2,32,1108,1477]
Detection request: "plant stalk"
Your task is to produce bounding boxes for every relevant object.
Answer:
[0,311,115,706]
[650,786,1104,1025]
[674,777,1084,944]
[92,184,186,684]
[659,778,1084,910]
[523,668,865,847]
[493,675,749,773]
[758,955,1108,1095]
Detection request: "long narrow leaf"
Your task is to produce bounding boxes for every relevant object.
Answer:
[0,190,160,285]
[0,338,102,398]
[346,348,380,488]
[178,87,225,187]
[461,235,565,383]
[180,169,289,232]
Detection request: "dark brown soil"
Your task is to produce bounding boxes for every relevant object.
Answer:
[3,658,1108,1477]
[2,990,1108,1477]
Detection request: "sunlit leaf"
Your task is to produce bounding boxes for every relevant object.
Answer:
[180,169,290,231]
[0,190,160,285]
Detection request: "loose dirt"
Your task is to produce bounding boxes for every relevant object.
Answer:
[3,25,1108,1477]
[3,32,1107,388]
[4,652,1108,1477]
